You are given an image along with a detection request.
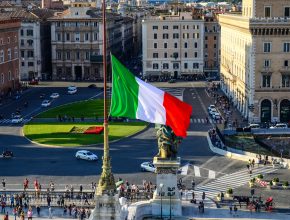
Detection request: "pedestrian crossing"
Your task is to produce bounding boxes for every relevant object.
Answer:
[0,118,31,124]
[190,118,215,124]
[184,165,277,203]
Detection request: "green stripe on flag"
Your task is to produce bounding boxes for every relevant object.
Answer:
[110,55,139,118]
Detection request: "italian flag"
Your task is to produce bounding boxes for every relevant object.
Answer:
[110,55,192,137]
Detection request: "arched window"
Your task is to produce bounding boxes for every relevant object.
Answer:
[261,99,271,122]
[280,99,290,123]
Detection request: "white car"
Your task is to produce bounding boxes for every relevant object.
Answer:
[209,108,217,117]
[270,123,288,129]
[208,105,216,112]
[41,100,51,107]
[50,93,60,99]
[11,115,23,124]
[213,112,221,120]
[140,162,156,173]
[67,86,77,95]
[247,124,260,129]
[75,150,98,161]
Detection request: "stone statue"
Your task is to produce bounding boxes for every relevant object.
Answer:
[155,125,182,159]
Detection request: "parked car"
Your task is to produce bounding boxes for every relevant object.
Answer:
[246,124,260,129]
[67,86,77,94]
[50,93,60,99]
[41,100,51,107]
[88,84,96,88]
[208,105,216,112]
[212,112,221,120]
[11,115,23,124]
[140,162,156,172]
[75,150,98,161]
[39,93,45,99]
[209,108,217,117]
[270,123,288,129]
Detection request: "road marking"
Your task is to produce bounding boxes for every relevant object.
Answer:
[197,119,201,123]
[88,91,104,100]
[190,118,193,123]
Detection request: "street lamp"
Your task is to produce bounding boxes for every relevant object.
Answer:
[159,183,164,219]
[167,187,175,220]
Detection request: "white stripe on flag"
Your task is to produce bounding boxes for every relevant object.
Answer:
[194,166,201,177]
[208,170,216,179]
[180,165,189,176]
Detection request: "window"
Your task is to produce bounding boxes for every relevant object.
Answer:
[27,29,33,36]
[263,42,271,52]
[21,50,24,58]
[262,75,271,87]
[174,43,178,48]
[8,71,11,81]
[163,34,168,39]
[14,47,18,59]
[0,50,4,63]
[76,51,80,60]
[164,43,167,48]
[57,51,62,60]
[194,42,198,48]
[197,33,199,38]
[284,60,289,67]
[28,62,34,67]
[164,52,167,58]
[56,22,61,27]
[153,63,159,69]
[94,33,98,41]
[66,33,70,41]
[173,63,179,69]
[163,25,168,30]
[163,63,169,69]
[21,62,25,66]
[184,52,187,58]
[154,33,157,39]
[57,33,61,41]
[173,33,179,39]
[193,63,199,69]
[196,25,199,29]
[66,51,70,60]
[7,49,11,60]
[285,7,290,17]
[184,63,188,69]
[214,36,217,40]
[194,52,198,58]
[85,51,90,60]
[264,6,271,17]
[284,42,290,52]
[75,33,80,41]
[21,40,24,46]
[152,26,158,30]
[7,37,10,44]
[173,52,178,59]
[205,27,208,32]
[173,25,178,29]
[282,75,290,87]
[85,33,89,41]
[27,51,34,58]
[85,22,89,26]
[214,44,217,48]
[153,53,158,58]
[205,36,208,40]
[1,73,4,84]
[154,43,157,49]
[184,42,188,48]
[264,59,271,67]
[20,29,24,36]
[27,39,33,46]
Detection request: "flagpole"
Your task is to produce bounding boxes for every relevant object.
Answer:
[96,0,115,196]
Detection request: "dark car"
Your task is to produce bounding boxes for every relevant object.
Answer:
[88,84,97,88]
[168,79,176,83]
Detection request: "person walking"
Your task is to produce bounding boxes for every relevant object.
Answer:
[27,208,33,220]
[36,206,40,216]
[2,179,6,190]
[202,192,205,201]
[79,185,83,193]
[48,206,52,219]
[233,205,238,216]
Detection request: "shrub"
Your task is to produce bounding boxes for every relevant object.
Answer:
[250,177,256,183]
[273,177,279,182]
[226,188,233,194]
[283,181,289,187]
[269,181,273,186]
[257,174,263,179]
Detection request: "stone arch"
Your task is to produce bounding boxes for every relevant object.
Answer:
[260,99,271,123]
[280,99,290,123]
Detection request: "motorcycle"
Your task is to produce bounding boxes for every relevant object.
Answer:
[1,150,14,158]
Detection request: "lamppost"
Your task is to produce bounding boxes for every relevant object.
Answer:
[159,183,164,219]
[167,187,175,220]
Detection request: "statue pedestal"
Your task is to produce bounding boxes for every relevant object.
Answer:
[89,193,121,220]
[151,157,182,217]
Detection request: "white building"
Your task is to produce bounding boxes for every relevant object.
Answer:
[142,12,204,79]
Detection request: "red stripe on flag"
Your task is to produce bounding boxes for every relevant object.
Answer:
[163,92,192,137]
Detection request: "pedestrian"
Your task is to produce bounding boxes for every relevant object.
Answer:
[79,184,83,193]
[36,205,40,216]
[234,205,238,216]
[1,200,6,213]
[2,179,6,190]
[48,206,52,219]
[246,164,250,170]
[20,210,25,220]
[10,195,14,207]
[4,212,8,220]
[202,192,205,200]
[229,203,233,214]
[27,208,33,220]
[252,159,255,168]
[191,179,195,190]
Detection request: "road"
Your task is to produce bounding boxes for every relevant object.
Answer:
[0,83,246,190]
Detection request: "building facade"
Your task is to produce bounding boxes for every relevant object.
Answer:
[0,18,21,96]
[49,6,132,81]
[219,0,290,123]
[142,12,204,79]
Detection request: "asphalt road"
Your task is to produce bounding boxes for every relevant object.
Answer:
[0,83,245,190]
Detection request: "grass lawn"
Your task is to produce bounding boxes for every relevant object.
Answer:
[23,122,147,147]
[36,99,109,118]
[225,135,272,155]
